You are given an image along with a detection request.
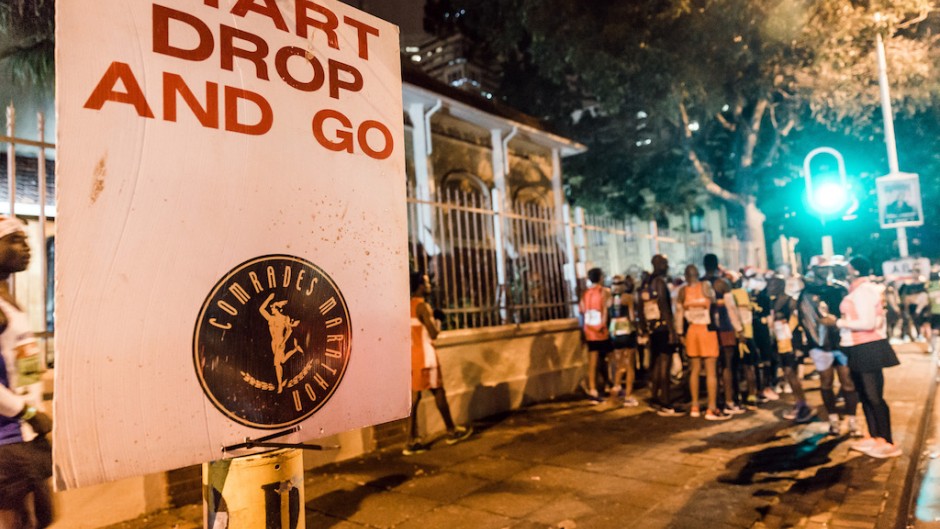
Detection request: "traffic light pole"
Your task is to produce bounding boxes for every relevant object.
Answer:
[876,32,908,258]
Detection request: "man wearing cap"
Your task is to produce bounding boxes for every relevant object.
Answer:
[0,217,54,528]
[798,256,860,436]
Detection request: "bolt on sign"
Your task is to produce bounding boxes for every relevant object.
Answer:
[54,0,409,489]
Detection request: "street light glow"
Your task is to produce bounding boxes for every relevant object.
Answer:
[812,181,848,214]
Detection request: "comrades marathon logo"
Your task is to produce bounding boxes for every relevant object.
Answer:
[193,255,351,429]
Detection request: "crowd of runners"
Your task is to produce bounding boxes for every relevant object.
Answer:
[578,252,924,460]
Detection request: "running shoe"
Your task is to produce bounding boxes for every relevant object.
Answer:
[847,417,862,438]
[745,396,759,410]
[623,397,639,407]
[782,405,800,420]
[850,438,879,453]
[762,387,780,401]
[705,409,732,421]
[794,405,817,424]
[828,416,841,436]
[782,383,793,394]
[723,404,746,415]
[402,442,429,455]
[445,426,473,445]
[689,406,701,418]
[867,443,902,459]
[586,389,603,404]
[656,406,686,417]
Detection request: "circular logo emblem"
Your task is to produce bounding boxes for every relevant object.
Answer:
[193,255,351,429]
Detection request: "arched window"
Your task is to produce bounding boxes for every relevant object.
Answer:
[439,171,490,201]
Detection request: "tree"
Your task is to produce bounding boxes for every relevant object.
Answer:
[0,0,55,89]
[448,0,938,264]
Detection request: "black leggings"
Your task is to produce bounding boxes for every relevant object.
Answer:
[851,369,892,444]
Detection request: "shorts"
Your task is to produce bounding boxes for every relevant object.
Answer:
[587,339,613,355]
[718,331,737,348]
[685,324,719,358]
[649,330,676,357]
[778,351,798,370]
[738,338,760,366]
[808,348,848,372]
[611,333,638,349]
[932,314,940,330]
[0,439,52,508]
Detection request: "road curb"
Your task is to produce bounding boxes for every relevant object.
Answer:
[880,350,937,529]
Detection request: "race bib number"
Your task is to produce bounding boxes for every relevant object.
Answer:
[643,300,661,321]
[610,317,634,336]
[584,309,603,327]
[685,306,711,325]
[773,320,792,341]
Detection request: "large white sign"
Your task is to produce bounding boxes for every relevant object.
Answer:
[877,172,924,228]
[55,0,408,488]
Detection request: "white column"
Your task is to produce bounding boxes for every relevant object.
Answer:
[407,101,441,256]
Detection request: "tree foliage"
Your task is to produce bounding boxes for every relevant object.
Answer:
[0,0,55,89]
[445,0,939,223]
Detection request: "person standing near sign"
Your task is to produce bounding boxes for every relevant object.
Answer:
[579,268,612,403]
[404,272,472,455]
[608,275,639,407]
[828,256,902,459]
[0,217,54,529]
[639,255,684,417]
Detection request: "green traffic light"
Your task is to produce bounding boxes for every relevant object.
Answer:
[812,181,849,215]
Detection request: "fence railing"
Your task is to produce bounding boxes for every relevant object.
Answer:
[407,183,748,332]
[407,184,572,330]
[2,104,56,363]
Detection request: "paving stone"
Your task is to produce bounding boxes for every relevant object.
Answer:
[390,471,490,503]
[456,480,558,518]
[449,455,535,482]
[392,504,514,529]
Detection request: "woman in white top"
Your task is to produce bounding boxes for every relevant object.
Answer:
[828,256,901,459]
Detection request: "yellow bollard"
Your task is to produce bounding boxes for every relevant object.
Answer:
[203,448,305,529]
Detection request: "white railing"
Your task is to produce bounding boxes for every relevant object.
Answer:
[406,183,747,332]
[2,103,56,363]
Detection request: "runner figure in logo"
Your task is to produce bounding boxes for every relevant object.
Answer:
[194,255,352,429]
[260,293,305,394]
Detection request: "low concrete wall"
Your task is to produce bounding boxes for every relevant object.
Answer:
[49,473,167,529]
[432,318,584,426]
[305,318,585,468]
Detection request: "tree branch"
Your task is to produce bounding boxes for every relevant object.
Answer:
[897,10,929,30]
[678,99,747,207]
[716,112,736,132]
[739,98,768,169]
[759,117,795,169]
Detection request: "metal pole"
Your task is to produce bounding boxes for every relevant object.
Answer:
[876,33,908,257]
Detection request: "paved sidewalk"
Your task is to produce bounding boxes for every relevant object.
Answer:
[102,345,935,529]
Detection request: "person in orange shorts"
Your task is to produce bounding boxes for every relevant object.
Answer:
[404,272,472,455]
[676,264,729,421]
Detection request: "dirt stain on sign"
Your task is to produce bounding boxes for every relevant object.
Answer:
[90,154,107,203]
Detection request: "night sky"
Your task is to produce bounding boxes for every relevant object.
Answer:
[343,0,427,44]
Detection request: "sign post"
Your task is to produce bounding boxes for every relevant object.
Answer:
[55,0,410,504]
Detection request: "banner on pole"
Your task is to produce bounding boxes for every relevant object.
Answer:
[877,172,924,229]
[55,0,408,488]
